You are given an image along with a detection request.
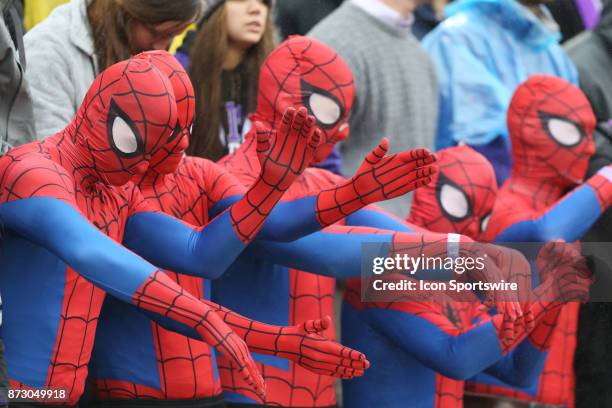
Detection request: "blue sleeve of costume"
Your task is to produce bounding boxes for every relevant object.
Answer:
[248,231,395,278]
[495,184,603,242]
[422,28,511,149]
[345,208,414,232]
[0,197,157,302]
[123,210,244,280]
[476,338,547,388]
[124,192,330,279]
[363,308,505,380]
[209,195,322,242]
[210,195,416,241]
[248,230,453,281]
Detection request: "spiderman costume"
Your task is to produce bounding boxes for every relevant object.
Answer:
[340,146,592,408]
[87,51,376,407]
[214,36,532,407]
[85,44,442,407]
[468,75,605,407]
[0,53,370,407]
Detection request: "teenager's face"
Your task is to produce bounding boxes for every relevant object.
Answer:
[226,0,269,49]
[130,20,192,53]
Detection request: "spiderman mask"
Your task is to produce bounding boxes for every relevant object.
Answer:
[508,75,596,188]
[252,36,355,163]
[66,57,178,186]
[409,145,497,240]
[135,51,194,176]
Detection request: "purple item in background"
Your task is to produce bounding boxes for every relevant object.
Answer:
[174,50,191,70]
[313,145,343,176]
[575,0,603,29]
[226,101,243,154]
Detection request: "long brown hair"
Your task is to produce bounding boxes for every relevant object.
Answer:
[187,3,276,161]
[87,0,204,71]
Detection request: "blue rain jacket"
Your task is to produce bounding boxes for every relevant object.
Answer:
[423,0,578,150]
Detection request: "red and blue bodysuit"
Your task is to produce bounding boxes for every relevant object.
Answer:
[340,146,580,408]
[0,53,377,407]
[86,50,437,406]
[215,36,450,407]
[467,75,607,407]
[214,36,530,408]
[213,36,438,407]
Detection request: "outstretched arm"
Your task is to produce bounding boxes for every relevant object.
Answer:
[249,224,532,324]
[360,301,556,384]
[125,122,435,280]
[479,305,560,387]
[143,301,368,379]
[334,141,432,232]
[124,107,322,279]
[360,242,589,383]
[0,191,265,398]
[482,241,591,384]
[248,225,453,279]
[209,138,437,239]
[494,166,612,242]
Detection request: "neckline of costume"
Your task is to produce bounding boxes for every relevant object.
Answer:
[45,130,107,191]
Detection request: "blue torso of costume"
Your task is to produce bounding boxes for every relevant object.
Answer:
[341,301,546,408]
[211,255,291,403]
[341,303,439,408]
[0,231,68,387]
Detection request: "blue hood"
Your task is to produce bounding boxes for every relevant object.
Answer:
[445,0,560,49]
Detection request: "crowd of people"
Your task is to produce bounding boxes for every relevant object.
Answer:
[1,0,611,407]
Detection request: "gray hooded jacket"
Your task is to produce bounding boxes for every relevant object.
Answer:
[0,0,34,153]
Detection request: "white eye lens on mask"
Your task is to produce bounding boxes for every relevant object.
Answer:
[437,174,472,222]
[301,79,344,129]
[480,213,491,233]
[111,116,139,154]
[539,112,584,147]
[108,99,143,157]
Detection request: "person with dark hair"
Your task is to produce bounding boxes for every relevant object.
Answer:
[181,0,345,174]
[176,0,275,163]
[23,0,204,139]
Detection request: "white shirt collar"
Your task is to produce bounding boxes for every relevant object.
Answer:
[352,0,415,36]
